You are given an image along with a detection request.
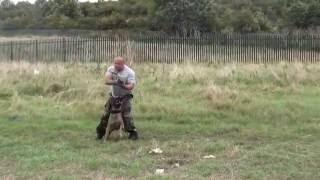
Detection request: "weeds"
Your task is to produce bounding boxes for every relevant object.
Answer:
[0,62,320,179]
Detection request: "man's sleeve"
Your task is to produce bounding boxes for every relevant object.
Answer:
[128,71,136,84]
[105,66,113,77]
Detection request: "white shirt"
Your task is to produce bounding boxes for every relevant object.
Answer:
[106,65,136,97]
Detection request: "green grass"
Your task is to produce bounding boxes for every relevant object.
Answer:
[0,62,320,179]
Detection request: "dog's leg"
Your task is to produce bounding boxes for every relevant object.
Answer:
[116,113,124,138]
[119,128,123,138]
[121,116,125,137]
[104,121,111,142]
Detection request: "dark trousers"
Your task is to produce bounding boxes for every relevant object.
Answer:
[96,95,136,139]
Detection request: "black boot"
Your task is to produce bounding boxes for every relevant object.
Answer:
[96,124,106,140]
[96,133,104,140]
[128,131,138,140]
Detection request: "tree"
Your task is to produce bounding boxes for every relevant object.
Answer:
[0,0,14,9]
[152,0,211,35]
[305,0,320,27]
[288,1,310,28]
[0,0,319,32]
[44,0,81,19]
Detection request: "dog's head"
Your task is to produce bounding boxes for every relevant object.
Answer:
[111,97,122,110]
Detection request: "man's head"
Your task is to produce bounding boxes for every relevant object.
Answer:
[114,56,125,72]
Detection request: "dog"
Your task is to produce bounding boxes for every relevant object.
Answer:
[103,96,125,142]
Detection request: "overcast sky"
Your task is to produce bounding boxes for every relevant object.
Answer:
[9,0,118,4]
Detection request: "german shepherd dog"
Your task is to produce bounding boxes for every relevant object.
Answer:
[103,96,125,142]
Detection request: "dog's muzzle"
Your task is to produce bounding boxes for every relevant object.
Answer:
[110,98,122,113]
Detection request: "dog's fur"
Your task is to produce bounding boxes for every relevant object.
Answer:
[103,97,125,142]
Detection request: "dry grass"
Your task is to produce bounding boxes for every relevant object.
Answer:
[1,61,320,115]
[0,36,64,42]
[0,62,320,179]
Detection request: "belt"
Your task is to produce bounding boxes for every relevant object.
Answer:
[109,93,134,100]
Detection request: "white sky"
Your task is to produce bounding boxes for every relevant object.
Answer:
[8,0,118,4]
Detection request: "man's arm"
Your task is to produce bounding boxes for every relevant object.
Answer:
[123,71,136,91]
[105,72,132,89]
[105,72,118,86]
[122,82,135,91]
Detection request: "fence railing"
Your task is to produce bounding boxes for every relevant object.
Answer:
[0,33,320,63]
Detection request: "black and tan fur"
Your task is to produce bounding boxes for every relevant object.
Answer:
[103,96,125,142]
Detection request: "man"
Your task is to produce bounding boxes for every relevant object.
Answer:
[96,57,139,140]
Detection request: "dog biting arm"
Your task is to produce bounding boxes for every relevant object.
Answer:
[105,73,120,86]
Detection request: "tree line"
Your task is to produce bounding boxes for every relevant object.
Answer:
[0,0,319,35]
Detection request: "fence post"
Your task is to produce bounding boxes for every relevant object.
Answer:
[35,40,39,61]
[63,38,67,62]
[10,41,13,61]
[93,37,97,63]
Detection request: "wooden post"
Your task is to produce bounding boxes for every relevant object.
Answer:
[35,40,39,62]
[10,41,13,61]
[93,37,96,63]
[63,38,67,62]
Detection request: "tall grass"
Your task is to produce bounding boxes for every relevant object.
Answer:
[0,62,320,179]
[1,62,318,115]
[1,61,320,129]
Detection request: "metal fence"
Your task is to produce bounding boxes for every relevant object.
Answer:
[0,33,320,63]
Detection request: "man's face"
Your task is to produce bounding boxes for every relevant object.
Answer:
[114,58,125,72]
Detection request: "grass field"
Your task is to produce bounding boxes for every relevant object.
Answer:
[0,62,320,180]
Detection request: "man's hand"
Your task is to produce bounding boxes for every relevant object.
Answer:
[115,79,134,90]
[116,80,134,90]
[121,83,135,91]
[105,73,134,90]
[116,79,124,86]
[105,74,122,86]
